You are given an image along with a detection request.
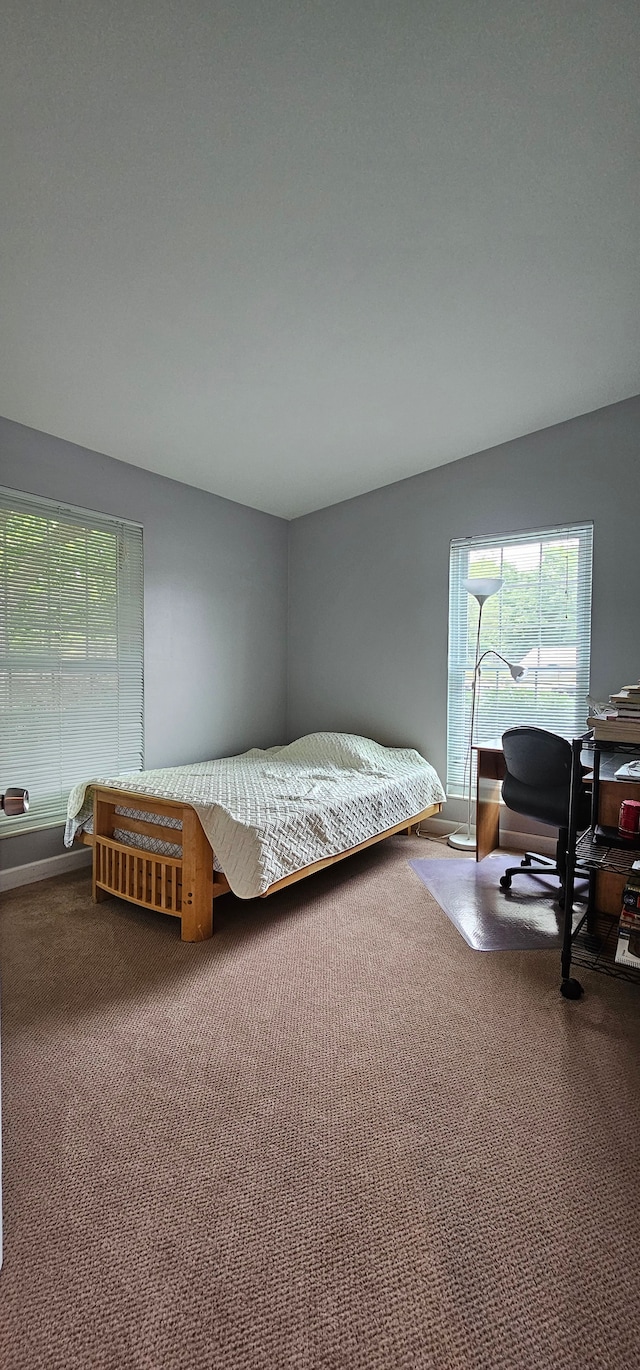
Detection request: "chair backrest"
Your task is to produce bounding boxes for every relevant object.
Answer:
[501,726,578,830]
[501,727,572,789]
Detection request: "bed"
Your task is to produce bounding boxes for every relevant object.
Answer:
[65,732,445,940]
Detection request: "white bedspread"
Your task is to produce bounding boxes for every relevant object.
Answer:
[65,732,445,899]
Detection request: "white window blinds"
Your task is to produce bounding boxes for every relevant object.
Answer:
[447,522,593,797]
[0,487,144,835]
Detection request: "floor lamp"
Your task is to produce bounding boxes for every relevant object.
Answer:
[448,577,524,851]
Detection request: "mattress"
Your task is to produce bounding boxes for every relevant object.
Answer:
[81,807,224,871]
[65,732,445,899]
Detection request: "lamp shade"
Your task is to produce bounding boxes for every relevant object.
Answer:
[463,577,504,606]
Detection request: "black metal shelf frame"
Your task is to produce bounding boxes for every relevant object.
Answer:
[561,735,640,999]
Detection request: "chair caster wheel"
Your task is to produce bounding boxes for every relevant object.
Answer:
[560,978,584,1000]
[499,875,512,890]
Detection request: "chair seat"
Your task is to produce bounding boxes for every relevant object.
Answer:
[502,773,591,831]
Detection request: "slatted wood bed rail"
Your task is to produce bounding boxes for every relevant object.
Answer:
[86,786,442,942]
[91,788,229,942]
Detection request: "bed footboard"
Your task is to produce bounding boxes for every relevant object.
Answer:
[91,788,228,941]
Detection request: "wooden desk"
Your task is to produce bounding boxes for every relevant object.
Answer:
[474,742,506,861]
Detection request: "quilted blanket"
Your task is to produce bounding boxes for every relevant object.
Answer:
[65,732,445,899]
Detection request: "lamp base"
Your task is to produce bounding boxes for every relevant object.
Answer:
[447,831,477,851]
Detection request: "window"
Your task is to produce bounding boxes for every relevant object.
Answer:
[0,488,144,835]
[447,522,593,796]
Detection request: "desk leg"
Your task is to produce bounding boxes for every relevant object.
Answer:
[475,750,505,862]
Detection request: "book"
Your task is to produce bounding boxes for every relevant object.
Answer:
[593,823,640,851]
[608,695,640,710]
[597,709,640,721]
[587,717,640,744]
[615,871,640,967]
[614,926,640,968]
[620,918,640,938]
[619,911,640,933]
[615,760,640,779]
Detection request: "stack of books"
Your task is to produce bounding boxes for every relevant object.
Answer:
[615,868,640,968]
[588,680,640,743]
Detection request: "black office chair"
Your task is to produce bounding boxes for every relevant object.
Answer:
[499,727,591,905]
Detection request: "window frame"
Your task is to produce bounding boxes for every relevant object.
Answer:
[447,521,593,798]
[0,486,144,836]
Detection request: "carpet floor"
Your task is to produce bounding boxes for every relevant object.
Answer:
[1,836,640,1370]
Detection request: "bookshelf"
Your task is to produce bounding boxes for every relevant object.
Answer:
[561,736,640,998]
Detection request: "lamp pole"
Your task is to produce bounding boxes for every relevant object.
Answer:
[448,642,525,851]
[448,576,511,852]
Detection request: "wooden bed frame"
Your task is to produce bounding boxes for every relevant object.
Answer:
[80,787,443,941]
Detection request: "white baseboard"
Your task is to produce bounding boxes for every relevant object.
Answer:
[418,815,556,858]
[0,847,92,892]
[1,823,556,892]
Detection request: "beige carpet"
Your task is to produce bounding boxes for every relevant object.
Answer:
[1,835,639,1370]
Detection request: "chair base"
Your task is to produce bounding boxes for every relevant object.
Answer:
[499,851,557,889]
[499,851,588,907]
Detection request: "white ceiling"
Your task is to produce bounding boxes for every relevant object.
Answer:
[2,2,639,519]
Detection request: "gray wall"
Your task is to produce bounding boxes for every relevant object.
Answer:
[287,395,640,825]
[1,416,288,871]
[3,393,639,870]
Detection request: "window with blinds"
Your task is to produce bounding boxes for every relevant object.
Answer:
[447,522,593,797]
[0,488,144,835]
